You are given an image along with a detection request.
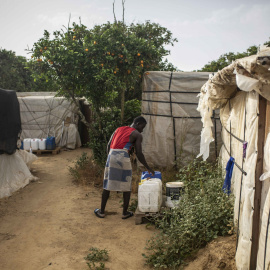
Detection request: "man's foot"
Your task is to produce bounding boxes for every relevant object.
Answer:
[122,211,134,219]
[94,208,105,218]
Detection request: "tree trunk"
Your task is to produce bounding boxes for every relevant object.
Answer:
[64,89,92,130]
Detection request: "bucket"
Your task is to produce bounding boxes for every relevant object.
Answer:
[165,182,184,208]
[138,178,162,212]
[39,138,46,150]
[31,139,40,150]
[23,138,31,151]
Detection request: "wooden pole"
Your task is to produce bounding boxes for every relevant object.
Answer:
[250,95,267,269]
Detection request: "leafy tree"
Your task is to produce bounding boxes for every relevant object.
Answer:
[0,48,33,91]
[29,20,177,123]
[0,48,59,92]
[199,38,270,72]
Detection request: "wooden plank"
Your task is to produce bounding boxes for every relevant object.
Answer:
[27,147,61,155]
[134,207,160,225]
[250,95,267,269]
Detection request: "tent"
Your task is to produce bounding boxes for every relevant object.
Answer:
[197,46,270,269]
[0,88,37,199]
[17,92,81,149]
[141,71,222,168]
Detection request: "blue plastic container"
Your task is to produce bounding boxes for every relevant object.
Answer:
[141,171,162,180]
[46,136,56,150]
[20,140,24,150]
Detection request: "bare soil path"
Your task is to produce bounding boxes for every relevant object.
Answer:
[0,148,155,270]
[0,147,236,270]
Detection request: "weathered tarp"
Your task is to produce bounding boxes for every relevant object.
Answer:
[17,93,81,149]
[0,150,37,199]
[197,46,270,269]
[141,71,221,168]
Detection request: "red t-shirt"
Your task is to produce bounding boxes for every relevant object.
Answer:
[110,126,136,150]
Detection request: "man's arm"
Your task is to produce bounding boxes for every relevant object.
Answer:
[107,131,116,154]
[133,132,155,176]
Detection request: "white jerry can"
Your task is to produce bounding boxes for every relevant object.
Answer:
[23,138,31,151]
[138,178,162,212]
[30,139,40,151]
[39,138,46,150]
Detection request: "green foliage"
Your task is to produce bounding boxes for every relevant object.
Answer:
[68,152,103,186]
[199,38,270,72]
[0,49,32,91]
[0,48,59,92]
[89,99,141,166]
[85,247,109,270]
[68,152,89,181]
[143,159,234,269]
[29,20,177,110]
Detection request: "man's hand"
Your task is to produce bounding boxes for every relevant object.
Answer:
[148,168,155,176]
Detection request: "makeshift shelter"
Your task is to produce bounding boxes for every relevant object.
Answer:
[0,88,37,199]
[197,46,270,270]
[141,71,222,168]
[17,92,81,149]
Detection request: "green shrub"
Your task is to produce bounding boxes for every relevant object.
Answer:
[143,159,234,269]
[68,152,103,186]
[85,247,109,270]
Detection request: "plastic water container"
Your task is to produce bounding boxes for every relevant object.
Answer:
[165,182,184,208]
[138,178,162,212]
[20,140,23,149]
[141,171,162,180]
[39,138,46,150]
[31,139,40,150]
[46,137,56,150]
[23,139,31,151]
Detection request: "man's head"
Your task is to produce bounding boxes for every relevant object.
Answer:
[132,116,147,133]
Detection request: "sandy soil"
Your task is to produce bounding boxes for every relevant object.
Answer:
[0,148,236,270]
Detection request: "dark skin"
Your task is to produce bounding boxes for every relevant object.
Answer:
[99,121,154,218]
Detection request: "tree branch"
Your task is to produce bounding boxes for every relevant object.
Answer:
[122,0,126,24]
[113,0,117,23]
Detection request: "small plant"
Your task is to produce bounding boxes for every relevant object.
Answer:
[68,152,89,180]
[143,159,234,269]
[68,152,103,186]
[85,247,109,270]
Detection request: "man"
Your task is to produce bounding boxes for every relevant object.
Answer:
[94,116,154,219]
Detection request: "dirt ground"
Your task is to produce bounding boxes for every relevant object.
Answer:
[0,148,236,270]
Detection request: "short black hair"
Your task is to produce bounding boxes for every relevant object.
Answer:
[133,116,147,125]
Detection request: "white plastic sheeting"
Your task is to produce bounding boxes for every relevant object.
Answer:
[257,189,270,270]
[141,71,221,168]
[257,133,270,270]
[198,46,270,269]
[0,150,37,199]
[17,93,81,148]
[197,77,215,161]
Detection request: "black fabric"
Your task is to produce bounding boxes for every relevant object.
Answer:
[0,88,21,155]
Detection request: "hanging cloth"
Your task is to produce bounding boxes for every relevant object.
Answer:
[222,157,235,195]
